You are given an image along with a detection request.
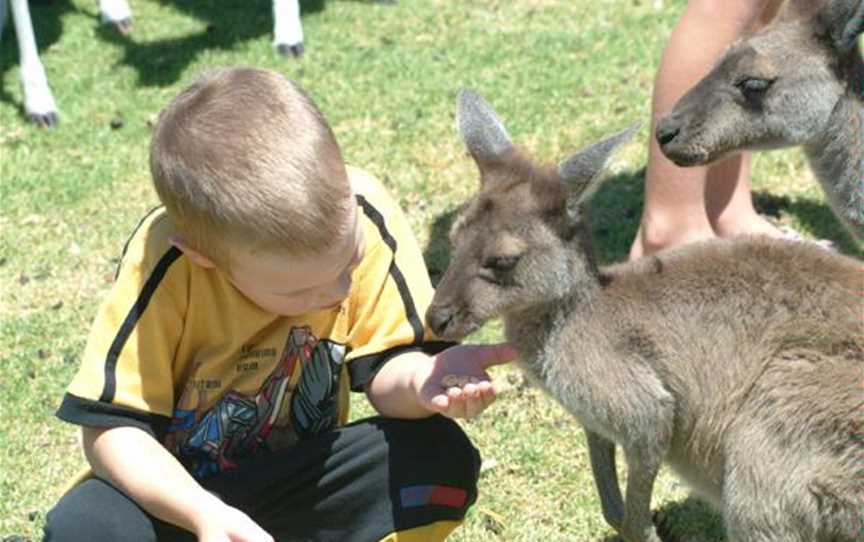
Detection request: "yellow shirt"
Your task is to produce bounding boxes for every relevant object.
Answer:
[57,167,447,479]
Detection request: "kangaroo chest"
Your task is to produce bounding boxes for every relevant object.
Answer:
[805,99,864,237]
[503,311,635,441]
[505,303,732,504]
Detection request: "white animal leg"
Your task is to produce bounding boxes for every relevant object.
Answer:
[10,0,59,127]
[99,0,133,34]
[273,0,304,57]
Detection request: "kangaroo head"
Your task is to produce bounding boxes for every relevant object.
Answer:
[425,89,636,341]
[656,0,863,166]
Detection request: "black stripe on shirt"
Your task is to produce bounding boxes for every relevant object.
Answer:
[115,206,164,280]
[348,341,457,392]
[99,246,183,403]
[57,393,172,440]
[356,194,425,345]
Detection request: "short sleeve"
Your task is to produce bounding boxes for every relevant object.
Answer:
[344,170,454,391]
[57,212,188,439]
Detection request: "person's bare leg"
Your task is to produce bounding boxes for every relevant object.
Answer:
[705,153,780,238]
[630,0,784,260]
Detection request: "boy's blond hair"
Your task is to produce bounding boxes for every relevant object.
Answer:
[150,67,353,265]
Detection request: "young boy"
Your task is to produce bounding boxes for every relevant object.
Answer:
[44,67,516,542]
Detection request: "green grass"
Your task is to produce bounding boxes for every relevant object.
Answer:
[1,1,860,540]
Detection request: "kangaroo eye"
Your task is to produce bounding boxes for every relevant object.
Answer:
[736,77,773,97]
[482,255,520,272]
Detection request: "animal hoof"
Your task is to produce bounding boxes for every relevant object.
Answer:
[115,18,133,35]
[28,111,59,128]
[277,43,305,58]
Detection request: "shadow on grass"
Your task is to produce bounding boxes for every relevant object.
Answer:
[590,169,863,260]
[1,0,396,115]
[752,190,862,256]
[422,204,459,288]
[586,167,646,264]
[92,0,397,88]
[598,497,726,542]
[92,0,305,88]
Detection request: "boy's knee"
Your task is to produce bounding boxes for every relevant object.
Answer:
[431,416,482,497]
[392,415,482,492]
[43,479,157,542]
[422,415,481,469]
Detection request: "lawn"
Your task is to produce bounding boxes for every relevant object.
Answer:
[1,1,860,540]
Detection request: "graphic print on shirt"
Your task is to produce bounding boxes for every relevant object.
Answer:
[165,327,346,479]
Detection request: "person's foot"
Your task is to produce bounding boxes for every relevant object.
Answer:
[628,222,716,261]
[714,213,836,251]
[777,226,837,251]
[712,212,784,240]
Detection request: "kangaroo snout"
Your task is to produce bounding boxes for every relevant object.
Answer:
[654,112,711,166]
[426,305,454,337]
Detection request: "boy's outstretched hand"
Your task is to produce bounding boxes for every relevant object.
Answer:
[412,343,518,419]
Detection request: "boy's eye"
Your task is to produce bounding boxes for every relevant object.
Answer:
[482,255,520,273]
[736,77,773,98]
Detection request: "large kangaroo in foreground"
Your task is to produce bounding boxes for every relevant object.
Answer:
[426,90,864,542]
[656,0,864,240]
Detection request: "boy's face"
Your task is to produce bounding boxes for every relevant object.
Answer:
[226,201,365,317]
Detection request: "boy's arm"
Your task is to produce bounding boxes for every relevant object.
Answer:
[82,425,273,542]
[366,343,517,419]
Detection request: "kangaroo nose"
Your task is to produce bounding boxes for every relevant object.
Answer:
[426,306,454,337]
[655,119,680,147]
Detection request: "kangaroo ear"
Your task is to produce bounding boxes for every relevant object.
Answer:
[457,89,513,166]
[818,0,864,53]
[560,123,639,212]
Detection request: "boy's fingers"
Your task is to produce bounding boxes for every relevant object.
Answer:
[479,382,496,410]
[479,342,519,369]
[462,385,480,418]
[450,382,493,419]
[430,394,450,411]
[446,388,468,418]
[464,397,481,419]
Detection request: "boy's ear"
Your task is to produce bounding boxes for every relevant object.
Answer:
[169,235,216,268]
[817,0,864,53]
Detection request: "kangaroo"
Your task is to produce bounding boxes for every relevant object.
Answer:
[426,89,864,542]
[656,0,864,240]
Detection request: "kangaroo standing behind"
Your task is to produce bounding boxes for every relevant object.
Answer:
[656,0,864,240]
[426,89,864,542]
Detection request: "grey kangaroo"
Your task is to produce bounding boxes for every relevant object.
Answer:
[426,89,864,542]
[656,0,864,240]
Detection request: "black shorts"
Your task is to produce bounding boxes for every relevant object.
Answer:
[43,415,480,542]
